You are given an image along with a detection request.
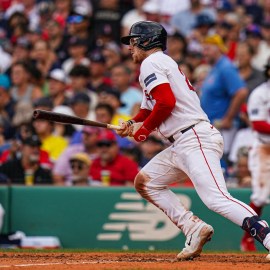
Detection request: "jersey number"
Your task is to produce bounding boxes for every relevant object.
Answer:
[179,68,195,91]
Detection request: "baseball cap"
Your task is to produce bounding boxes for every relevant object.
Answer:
[0,74,11,90]
[142,0,160,14]
[245,24,262,38]
[70,152,91,166]
[48,69,67,83]
[97,130,117,145]
[89,50,106,63]
[193,14,215,28]
[22,135,41,147]
[68,36,88,47]
[33,97,53,109]
[70,92,91,105]
[203,34,228,53]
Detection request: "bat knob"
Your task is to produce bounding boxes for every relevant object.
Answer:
[32,110,40,119]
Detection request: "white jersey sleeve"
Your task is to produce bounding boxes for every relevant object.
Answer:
[248,81,270,144]
[140,59,169,93]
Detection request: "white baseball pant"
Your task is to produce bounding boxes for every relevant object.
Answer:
[249,142,270,207]
[135,121,257,237]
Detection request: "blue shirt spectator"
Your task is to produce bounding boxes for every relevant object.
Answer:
[201,55,246,123]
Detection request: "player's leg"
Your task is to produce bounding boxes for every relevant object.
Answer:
[241,143,270,251]
[134,145,213,260]
[175,121,270,257]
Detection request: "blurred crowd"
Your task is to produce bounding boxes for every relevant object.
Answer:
[0,0,268,187]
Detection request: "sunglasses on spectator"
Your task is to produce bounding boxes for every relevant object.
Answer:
[97,141,114,148]
[70,161,85,170]
[67,15,84,24]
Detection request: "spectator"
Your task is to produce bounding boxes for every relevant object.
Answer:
[139,134,166,167]
[0,74,16,139]
[53,126,100,185]
[141,0,160,23]
[91,0,123,45]
[98,89,130,125]
[167,32,187,63]
[69,92,95,130]
[95,102,135,150]
[102,42,122,71]
[89,130,139,186]
[45,14,68,65]
[69,152,94,186]
[10,37,31,65]
[33,97,68,162]
[66,11,91,42]
[201,34,248,162]
[69,64,98,110]
[53,0,73,21]
[121,0,146,37]
[245,23,270,71]
[227,146,252,188]
[110,64,142,116]
[10,60,43,103]
[235,41,265,94]
[170,0,216,37]
[47,69,69,107]
[88,50,112,94]
[0,134,52,185]
[62,37,90,75]
[31,39,58,78]
[5,0,39,32]
[6,12,29,40]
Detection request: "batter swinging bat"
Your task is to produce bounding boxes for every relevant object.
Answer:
[33,109,121,131]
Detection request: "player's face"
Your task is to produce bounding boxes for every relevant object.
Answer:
[129,38,146,63]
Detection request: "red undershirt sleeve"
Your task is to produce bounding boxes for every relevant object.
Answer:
[143,83,176,131]
[132,109,152,123]
[252,121,270,134]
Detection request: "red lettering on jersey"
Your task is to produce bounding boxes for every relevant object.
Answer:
[179,67,195,91]
[144,89,153,101]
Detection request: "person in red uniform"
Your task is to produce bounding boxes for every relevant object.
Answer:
[89,130,139,186]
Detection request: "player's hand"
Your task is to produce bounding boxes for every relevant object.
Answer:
[116,119,134,137]
[133,124,151,142]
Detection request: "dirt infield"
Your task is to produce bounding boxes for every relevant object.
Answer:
[0,252,270,270]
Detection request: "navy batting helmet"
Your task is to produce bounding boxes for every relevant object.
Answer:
[121,21,167,51]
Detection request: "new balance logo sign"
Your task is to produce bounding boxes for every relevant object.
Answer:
[97,192,191,241]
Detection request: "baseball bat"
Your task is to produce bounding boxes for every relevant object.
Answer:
[32,109,121,130]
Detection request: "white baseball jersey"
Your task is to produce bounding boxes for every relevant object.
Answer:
[248,81,270,144]
[139,51,209,138]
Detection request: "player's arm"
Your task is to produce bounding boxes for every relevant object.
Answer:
[132,83,176,142]
[251,121,270,134]
[218,87,248,129]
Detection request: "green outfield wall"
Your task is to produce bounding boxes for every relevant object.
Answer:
[0,186,269,251]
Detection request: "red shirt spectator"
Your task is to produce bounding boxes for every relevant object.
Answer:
[89,130,138,186]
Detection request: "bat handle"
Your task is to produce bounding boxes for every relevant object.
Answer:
[107,124,121,130]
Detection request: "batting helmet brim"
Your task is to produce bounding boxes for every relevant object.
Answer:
[121,34,141,45]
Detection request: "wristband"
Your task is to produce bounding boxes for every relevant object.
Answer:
[126,120,135,126]
[134,126,151,142]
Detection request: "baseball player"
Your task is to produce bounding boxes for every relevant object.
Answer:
[119,21,270,261]
[241,57,270,252]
